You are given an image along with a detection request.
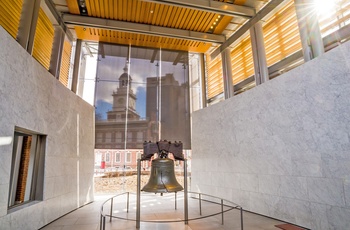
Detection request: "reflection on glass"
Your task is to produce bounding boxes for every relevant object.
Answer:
[94,44,191,150]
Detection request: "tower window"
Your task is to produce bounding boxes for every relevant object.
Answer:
[126,152,131,163]
[115,152,121,162]
[106,152,110,162]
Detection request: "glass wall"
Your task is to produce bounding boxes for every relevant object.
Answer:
[93,43,192,193]
[94,44,191,150]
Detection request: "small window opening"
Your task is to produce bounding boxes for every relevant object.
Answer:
[8,127,46,211]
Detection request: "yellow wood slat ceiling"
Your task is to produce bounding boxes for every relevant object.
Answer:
[75,27,212,52]
[67,0,233,52]
[81,0,221,32]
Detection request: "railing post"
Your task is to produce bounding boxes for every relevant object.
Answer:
[241,207,244,230]
[221,199,224,225]
[184,159,188,224]
[199,193,202,215]
[110,198,113,222]
[127,192,130,213]
[103,216,106,230]
[175,192,177,210]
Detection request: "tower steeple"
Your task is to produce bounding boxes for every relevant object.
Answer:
[107,63,139,121]
[119,64,131,88]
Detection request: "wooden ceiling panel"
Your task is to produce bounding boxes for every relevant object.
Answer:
[116,0,122,19]
[66,0,238,53]
[75,26,212,52]
[157,4,166,26]
[184,10,194,30]
[173,8,185,28]
[80,0,223,33]
[99,0,104,18]
[108,0,113,19]
[162,7,172,26]
[85,0,92,16]
[67,0,80,14]
[193,11,205,31]
[151,3,159,24]
[167,6,177,27]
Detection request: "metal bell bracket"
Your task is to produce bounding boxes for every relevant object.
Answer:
[141,140,185,161]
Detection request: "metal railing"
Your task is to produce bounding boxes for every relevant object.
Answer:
[99,191,244,230]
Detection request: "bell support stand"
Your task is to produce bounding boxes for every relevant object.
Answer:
[184,158,188,224]
[136,159,141,229]
[136,140,188,229]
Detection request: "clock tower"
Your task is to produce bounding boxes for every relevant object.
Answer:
[107,65,140,121]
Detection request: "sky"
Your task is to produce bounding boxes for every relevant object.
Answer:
[94,54,188,120]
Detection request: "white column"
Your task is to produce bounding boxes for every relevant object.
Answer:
[71,39,82,94]
[250,21,269,85]
[49,26,65,79]
[221,48,234,99]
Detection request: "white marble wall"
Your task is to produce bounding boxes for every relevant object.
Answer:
[192,40,350,229]
[0,27,95,229]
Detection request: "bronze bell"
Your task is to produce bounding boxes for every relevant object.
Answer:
[142,157,183,193]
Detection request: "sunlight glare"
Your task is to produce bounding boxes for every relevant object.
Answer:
[0,136,12,146]
[313,0,336,16]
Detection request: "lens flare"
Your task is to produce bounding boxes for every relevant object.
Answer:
[313,0,337,16]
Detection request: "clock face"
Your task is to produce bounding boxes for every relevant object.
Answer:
[118,98,124,104]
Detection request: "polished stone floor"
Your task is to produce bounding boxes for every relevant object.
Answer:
[40,193,287,230]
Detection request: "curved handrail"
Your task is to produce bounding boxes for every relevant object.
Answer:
[99,191,243,230]
[99,192,129,216]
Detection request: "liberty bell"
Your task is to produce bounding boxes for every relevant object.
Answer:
[141,141,184,194]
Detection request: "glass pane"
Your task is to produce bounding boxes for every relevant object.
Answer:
[95,44,129,149]
[130,46,160,145]
[95,44,191,149]
[189,53,203,112]
[94,44,191,193]
[159,49,191,149]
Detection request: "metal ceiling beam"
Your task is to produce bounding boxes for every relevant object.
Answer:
[83,42,94,57]
[62,14,226,44]
[43,0,74,41]
[173,52,184,65]
[99,43,105,58]
[140,0,255,19]
[211,0,285,59]
[150,50,158,63]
